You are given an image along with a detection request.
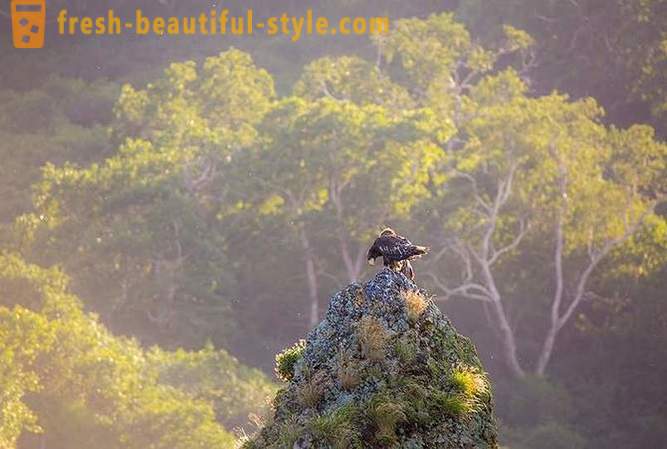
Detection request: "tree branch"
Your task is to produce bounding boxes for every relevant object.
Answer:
[490,217,528,265]
[426,272,491,302]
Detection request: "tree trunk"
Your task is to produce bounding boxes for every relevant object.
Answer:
[536,324,559,376]
[337,235,366,282]
[299,227,320,328]
[536,208,565,376]
[479,255,526,378]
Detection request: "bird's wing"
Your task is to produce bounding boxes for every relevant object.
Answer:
[367,238,383,260]
[375,235,415,260]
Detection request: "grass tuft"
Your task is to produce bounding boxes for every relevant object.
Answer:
[298,370,326,409]
[277,416,303,449]
[337,349,361,391]
[425,366,490,418]
[449,365,489,400]
[402,290,428,323]
[310,404,362,449]
[394,336,417,365]
[368,393,407,446]
[357,316,390,362]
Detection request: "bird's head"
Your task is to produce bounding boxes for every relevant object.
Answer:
[380,227,396,237]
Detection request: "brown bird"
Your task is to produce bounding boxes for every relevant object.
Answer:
[367,228,429,280]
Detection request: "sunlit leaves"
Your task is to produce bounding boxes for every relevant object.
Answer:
[294,56,414,111]
[0,307,54,448]
[0,254,253,449]
[19,50,280,346]
[502,25,535,52]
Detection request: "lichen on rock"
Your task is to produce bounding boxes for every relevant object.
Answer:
[243,268,498,449]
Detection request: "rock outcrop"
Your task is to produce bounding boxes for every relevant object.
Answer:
[244,268,498,449]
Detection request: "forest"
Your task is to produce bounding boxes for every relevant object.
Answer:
[1,1,666,448]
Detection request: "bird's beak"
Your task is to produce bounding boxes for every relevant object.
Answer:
[368,258,375,266]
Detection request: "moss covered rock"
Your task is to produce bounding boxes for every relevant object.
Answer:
[244,268,498,449]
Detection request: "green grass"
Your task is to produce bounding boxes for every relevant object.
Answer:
[368,393,407,446]
[394,336,417,365]
[310,404,363,449]
[277,416,303,449]
[431,390,474,417]
[449,365,489,400]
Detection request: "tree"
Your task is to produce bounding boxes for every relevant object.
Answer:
[456,0,667,136]
[363,12,667,378]
[232,88,448,326]
[0,253,276,449]
[293,55,451,284]
[18,49,275,346]
[426,76,666,377]
[0,307,54,448]
[0,76,117,244]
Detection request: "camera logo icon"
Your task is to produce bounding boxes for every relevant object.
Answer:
[11,0,46,48]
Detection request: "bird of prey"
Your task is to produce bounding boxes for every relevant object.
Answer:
[367,228,429,280]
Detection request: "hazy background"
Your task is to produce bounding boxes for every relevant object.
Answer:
[1,1,666,449]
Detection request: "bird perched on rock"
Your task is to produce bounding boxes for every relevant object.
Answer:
[367,228,429,280]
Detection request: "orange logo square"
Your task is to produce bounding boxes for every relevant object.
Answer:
[11,0,46,48]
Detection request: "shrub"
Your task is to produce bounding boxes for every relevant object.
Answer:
[275,339,306,382]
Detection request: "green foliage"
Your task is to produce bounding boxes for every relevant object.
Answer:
[1,7,666,449]
[0,77,116,236]
[0,254,278,449]
[113,48,275,148]
[294,55,414,110]
[275,339,306,382]
[148,343,277,430]
[0,306,54,447]
[18,48,279,348]
[455,0,663,134]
